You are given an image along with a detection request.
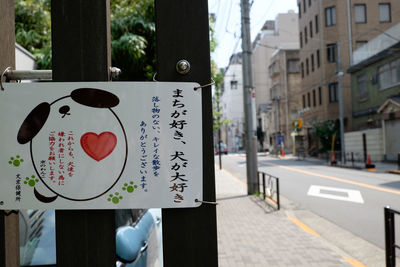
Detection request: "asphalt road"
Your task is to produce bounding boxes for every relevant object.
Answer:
[216,153,400,249]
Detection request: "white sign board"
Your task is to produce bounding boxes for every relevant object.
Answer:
[0,82,203,209]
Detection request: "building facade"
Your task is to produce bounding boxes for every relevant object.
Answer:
[252,11,299,151]
[347,23,400,161]
[298,0,400,154]
[220,53,245,152]
[268,49,302,153]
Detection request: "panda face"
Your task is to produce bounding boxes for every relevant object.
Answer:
[18,88,127,201]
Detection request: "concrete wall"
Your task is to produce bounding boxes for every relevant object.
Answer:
[344,128,384,162]
[15,43,35,70]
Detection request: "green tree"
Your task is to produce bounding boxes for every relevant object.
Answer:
[110,0,156,81]
[14,0,51,69]
[14,0,156,79]
[210,15,229,132]
[313,120,340,153]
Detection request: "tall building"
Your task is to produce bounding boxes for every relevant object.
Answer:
[298,0,400,154]
[252,11,299,151]
[268,49,302,153]
[220,53,244,152]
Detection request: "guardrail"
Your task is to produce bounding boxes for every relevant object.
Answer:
[256,171,280,210]
[384,206,400,267]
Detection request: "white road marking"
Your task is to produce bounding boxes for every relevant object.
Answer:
[307,185,364,204]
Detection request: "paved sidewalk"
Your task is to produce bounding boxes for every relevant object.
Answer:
[215,166,355,267]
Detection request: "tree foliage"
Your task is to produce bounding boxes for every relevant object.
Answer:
[14,0,156,80]
[110,0,156,81]
[14,0,51,69]
[210,15,230,132]
[313,120,340,153]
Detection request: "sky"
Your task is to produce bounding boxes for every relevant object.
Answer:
[208,0,298,68]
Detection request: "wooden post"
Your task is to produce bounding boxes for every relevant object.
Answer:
[51,1,115,266]
[0,1,19,266]
[155,1,219,266]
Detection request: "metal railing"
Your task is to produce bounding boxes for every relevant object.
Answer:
[256,171,280,210]
[384,206,400,267]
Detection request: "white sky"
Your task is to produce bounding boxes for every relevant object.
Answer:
[208,0,298,68]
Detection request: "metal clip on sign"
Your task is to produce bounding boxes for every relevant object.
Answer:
[0,66,12,91]
[195,199,218,205]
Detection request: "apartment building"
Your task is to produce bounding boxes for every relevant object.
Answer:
[252,11,299,151]
[220,53,245,152]
[298,0,400,153]
[268,49,301,152]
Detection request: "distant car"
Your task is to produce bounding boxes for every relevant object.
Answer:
[19,209,163,267]
[215,144,228,155]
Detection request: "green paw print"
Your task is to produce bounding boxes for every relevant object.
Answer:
[8,155,23,167]
[107,192,123,204]
[122,181,138,193]
[24,175,39,187]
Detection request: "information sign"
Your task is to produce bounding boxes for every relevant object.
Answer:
[0,82,202,209]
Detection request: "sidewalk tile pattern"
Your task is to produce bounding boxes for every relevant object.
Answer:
[216,167,351,267]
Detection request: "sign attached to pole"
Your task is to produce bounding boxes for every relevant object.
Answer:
[0,82,202,209]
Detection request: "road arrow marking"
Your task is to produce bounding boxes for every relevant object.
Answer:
[307,185,364,204]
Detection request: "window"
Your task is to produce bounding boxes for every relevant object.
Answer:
[301,62,304,78]
[309,21,313,38]
[357,74,368,101]
[313,89,316,107]
[325,6,336,27]
[354,4,366,23]
[306,58,309,75]
[308,0,311,7]
[300,32,303,48]
[303,0,306,13]
[298,3,301,18]
[356,40,367,49]
[303,95,306,108]
[379,3,391,23]
[315,15,319,33]
[378,58,400,90]
[318,87,322,105]
[328,83,338,103]
[304,27,308,44]
[288,59,300,73]
[317,49,320,67]
[311,54,315,72]
[307,92,311,107]
[327,43,337,63]
[230,80,238,89]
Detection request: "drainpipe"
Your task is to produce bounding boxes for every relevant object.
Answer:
[283,51,290,152]
[347,0,353,65]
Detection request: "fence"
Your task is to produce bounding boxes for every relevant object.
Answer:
[256,171,280,210]
[384,206,400,267]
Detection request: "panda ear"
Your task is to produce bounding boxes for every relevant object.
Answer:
[71,88,119,108]
[17,103,50,144]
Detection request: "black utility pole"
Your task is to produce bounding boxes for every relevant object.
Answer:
[155,1,218,266]
[0,1,19,266]
[51,1,115,266]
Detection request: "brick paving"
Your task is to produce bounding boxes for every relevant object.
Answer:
[215,167,352,267]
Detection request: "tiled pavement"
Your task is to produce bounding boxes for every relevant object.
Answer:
[215,166,354,267]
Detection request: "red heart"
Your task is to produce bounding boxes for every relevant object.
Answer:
[80,132,117,162]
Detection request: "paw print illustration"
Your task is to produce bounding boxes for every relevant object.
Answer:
[122,181,138,193]
[107,192,123,204]
[24,175,39,187]
[8,155,23,167]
